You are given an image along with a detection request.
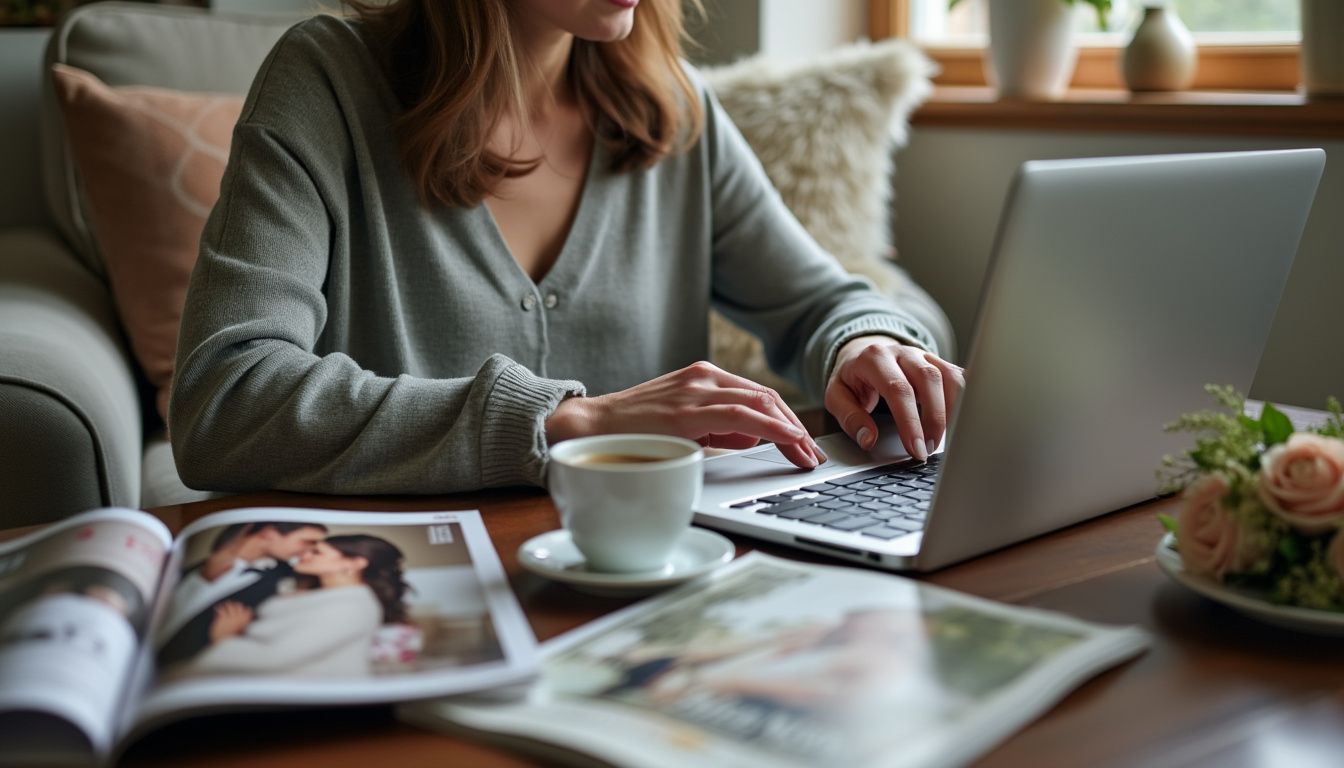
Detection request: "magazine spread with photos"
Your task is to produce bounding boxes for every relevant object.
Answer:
[406,553,1151,768]
[0,507,536,767]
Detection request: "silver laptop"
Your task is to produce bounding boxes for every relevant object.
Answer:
[695,149,1325,572]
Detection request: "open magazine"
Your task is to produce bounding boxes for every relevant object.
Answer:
[0,507,536,767]
[406,553,1149,768]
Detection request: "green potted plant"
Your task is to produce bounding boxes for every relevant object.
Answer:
[949,0,1112,100]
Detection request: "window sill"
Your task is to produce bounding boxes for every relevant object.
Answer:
[912,86,1344,138]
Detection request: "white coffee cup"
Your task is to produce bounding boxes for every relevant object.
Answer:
[547,434,704,573]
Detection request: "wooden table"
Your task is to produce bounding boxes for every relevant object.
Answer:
[111,486,1344,767]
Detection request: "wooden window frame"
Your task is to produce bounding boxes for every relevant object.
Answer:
[869,0,1299,92]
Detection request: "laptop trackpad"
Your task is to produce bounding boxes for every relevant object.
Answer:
[703,447,810,484]
[740,446,795,466]
[740,431,882,466]
[705,432,890,483]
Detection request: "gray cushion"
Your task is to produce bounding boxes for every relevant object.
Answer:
[0,228,141,523]
[41,1,300,275]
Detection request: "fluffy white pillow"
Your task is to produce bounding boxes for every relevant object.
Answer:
[703,39,953,401]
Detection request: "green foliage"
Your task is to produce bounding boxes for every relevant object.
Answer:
[1277,531,1305,564]
[1156,385,1344,496]
[1161,388,1344,493]
[1272,538,1344,611]
[1319,397,1344,439]
[1066,0,1112,29]
[1259,403,1294,447]
[1157,385,1261,493]
[1157,513,1178,535]
[1214,530,1340,610]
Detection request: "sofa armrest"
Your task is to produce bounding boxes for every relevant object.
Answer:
[0,228,142,524]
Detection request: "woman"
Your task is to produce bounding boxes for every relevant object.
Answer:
[169,0,964,495]
[180,535,410,678]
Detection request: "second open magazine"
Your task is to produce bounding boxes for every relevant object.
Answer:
[406,552,1150,768]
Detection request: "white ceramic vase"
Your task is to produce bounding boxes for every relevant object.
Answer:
[986,0,1080,100]
[1122,6,1197,92]
[1301,0,1344,98]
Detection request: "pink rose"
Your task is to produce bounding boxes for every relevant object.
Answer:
[1258,433,1344,534]
[1178,474,1261,579]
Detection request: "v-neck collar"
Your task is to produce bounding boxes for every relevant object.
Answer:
[476,134,605,292]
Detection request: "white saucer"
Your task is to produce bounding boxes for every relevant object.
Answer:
[1155,533,1344,636]
[518,527,735,597]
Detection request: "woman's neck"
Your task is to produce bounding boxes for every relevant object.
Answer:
[513,16,577,110]
[319,572,363,589]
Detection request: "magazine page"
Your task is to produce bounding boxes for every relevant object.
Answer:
[125,508,537,736]
[411,553,1150,768]
[0,508,172,765]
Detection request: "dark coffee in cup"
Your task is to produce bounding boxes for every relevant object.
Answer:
[549,435,705,572]
[571,453,664,467]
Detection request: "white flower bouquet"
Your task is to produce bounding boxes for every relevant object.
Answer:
[1160,386,1344,612]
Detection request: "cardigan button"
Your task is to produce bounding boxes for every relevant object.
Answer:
[544,293,559,309]
[521,294,537,311]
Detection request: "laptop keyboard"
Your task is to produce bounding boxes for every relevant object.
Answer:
[728,455,942,541]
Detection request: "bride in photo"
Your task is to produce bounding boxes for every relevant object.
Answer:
[177,535,410,679]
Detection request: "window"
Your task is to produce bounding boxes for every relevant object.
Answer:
[873,0,1301,91]
[912,0,1299,43]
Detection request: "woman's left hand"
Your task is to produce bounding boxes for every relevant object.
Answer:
[825,336,966,461]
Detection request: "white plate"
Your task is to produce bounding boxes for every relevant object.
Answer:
[518,527,735,597]
[1155,532,1344,636]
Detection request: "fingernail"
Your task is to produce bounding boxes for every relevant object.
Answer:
[910,438,928,461]
[812,441,828,464]
[857,427,873,449]
[926,438,938,457]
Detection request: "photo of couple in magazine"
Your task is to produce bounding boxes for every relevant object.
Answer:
[156,519,500,681]
[0,508,537,766]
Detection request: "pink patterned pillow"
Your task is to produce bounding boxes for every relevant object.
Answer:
[51,64,243,423]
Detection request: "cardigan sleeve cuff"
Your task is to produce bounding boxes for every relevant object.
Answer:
[479,362,585,488]
[814,312,939,401]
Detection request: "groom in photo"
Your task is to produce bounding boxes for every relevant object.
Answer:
[156,521,328,667]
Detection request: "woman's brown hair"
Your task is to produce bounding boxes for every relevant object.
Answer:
[323,534,411,624]
[346,0,704,209]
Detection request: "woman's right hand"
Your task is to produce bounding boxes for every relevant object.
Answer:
[208,601,254,643]
[545,361,826,469]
